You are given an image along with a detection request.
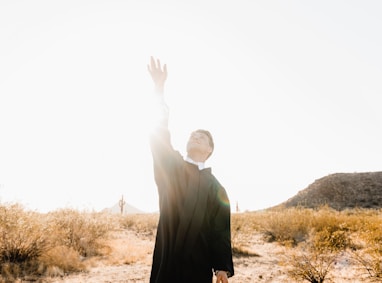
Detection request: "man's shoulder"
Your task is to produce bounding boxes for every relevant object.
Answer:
[203,171,225,191]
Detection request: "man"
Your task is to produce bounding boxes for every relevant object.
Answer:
[148,57,234,283]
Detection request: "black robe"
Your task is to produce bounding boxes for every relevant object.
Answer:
[149,124,234,283]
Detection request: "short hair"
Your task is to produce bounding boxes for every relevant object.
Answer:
[194,129,214,158]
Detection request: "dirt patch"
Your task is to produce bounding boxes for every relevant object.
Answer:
[46,230,367,283]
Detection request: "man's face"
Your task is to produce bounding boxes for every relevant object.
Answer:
[186,131,213,158]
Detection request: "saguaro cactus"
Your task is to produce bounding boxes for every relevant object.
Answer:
[119,195,126,215]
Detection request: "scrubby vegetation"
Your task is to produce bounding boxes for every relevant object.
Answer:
[119,213,158,240]
[0,204,120,282]
[0,203,381,282]
[232,206,382,282]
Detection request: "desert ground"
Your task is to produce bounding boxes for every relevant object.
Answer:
[47,229,367,283]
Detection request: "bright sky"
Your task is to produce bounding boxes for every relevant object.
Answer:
[1,1,381,213]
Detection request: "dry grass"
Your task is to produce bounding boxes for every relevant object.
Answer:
[0,203,382,282]
[98,230,154,266]
[232,207,382,282]
[118,213,159,240]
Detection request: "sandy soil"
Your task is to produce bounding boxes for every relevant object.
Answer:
[46,230,369,283]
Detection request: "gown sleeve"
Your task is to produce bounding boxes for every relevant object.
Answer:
[210,185,234,277]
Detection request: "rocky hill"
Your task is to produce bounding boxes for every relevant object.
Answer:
[280,172,382,210]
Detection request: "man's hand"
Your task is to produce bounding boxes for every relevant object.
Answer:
[215,271,229,283]
[147,56,167,94]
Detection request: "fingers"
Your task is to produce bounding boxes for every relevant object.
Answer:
[149,56,166,72]
[150,56,156,70]
[215,273,229,283]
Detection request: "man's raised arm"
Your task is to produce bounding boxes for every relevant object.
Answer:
[148,56,167,95]
[147,57,169,130]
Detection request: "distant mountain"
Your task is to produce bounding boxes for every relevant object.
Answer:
[279,172,382,210]
[103,201,144,215]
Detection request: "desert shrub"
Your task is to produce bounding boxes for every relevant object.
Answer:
[286,246,337,283]
[119,213,159,239]
[311,228,350,252]
[283,209,345,283]
[46,209,116,257]
[340,208,376,232]
[310,207,343,231]
[358,220,382,248]
[350,214,382,281]
[231,212,261,233]
[275,207,382,282]
[0,204,49,279]
[258,208,313,246]
[0,204,48,263]
[310,208,353,252]
[352,247,382,281]
[39,245,85,275]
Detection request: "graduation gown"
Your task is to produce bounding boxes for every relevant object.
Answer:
[149,124,234,283]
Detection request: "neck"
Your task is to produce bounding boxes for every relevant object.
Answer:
[185,156,205,170]
[187,154,206,163]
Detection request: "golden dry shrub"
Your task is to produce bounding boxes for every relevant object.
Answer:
[119,213,159,240]
[0,204,48,263]
[258,207,313,246]
[311,228,350,253]
[358,215,382,247]
[286,246,337,283]
[38,245,85,276]
[350,211,382,280]
[309,208,351,252]
[0,204,49,280]
[231,212,262,236]
[0,261,20,283]
[45,209,116,257]
[310,207,382,252]
[352,247,382,280]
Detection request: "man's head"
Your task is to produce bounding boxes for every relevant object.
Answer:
[186,129,214,162]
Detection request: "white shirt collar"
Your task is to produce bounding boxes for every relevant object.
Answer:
[185,157,205,170]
